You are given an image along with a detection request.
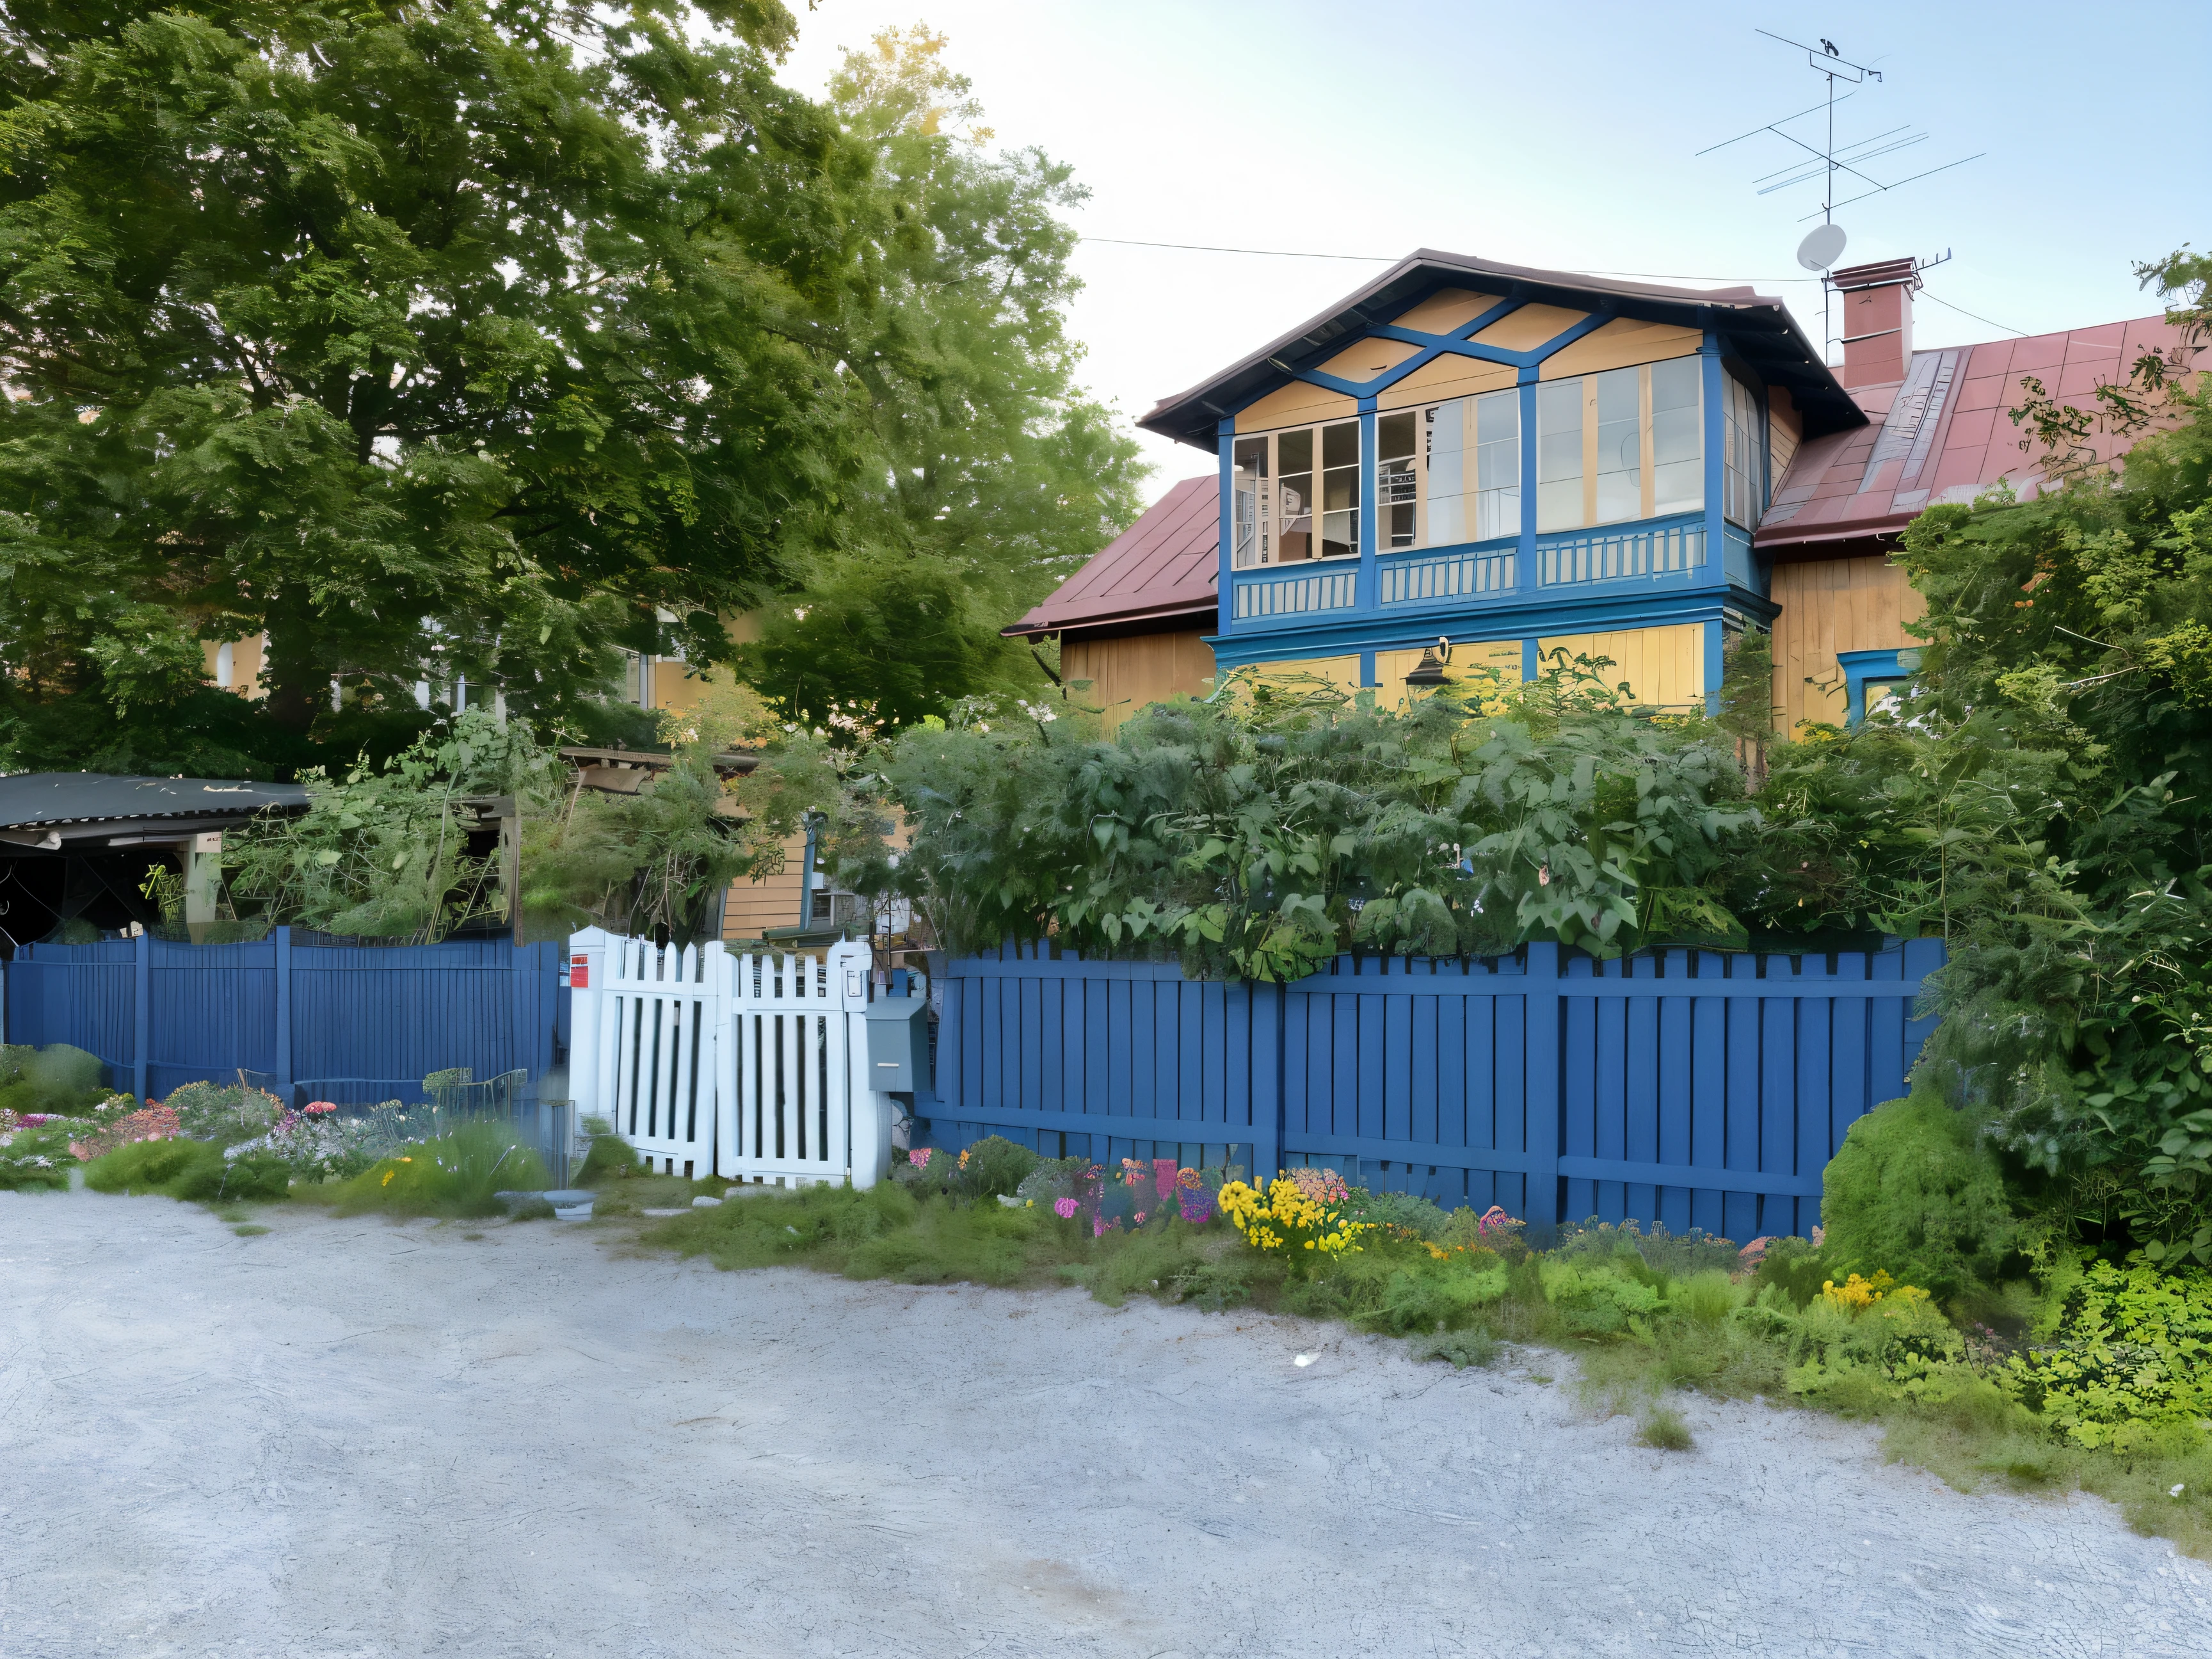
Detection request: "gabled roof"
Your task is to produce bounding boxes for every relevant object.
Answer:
[1759,314,2206,554]
[1138,248,1857,449]
[1004,476,1219,639]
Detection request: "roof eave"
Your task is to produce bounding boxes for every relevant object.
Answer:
[1137,249,1857,451]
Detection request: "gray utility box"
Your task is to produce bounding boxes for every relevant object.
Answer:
[862,996,930,1094]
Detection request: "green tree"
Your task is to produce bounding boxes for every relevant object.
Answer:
[737,26,1148,728]
[0,0,876,767]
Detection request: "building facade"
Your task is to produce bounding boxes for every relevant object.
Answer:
[1017,250,2199,727]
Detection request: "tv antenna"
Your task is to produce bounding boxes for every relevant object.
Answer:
[1697,32,1985,363]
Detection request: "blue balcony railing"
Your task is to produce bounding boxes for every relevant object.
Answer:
[1377,543,1516,605]
[1231,565,1357,621]
[1538,519,1704,587]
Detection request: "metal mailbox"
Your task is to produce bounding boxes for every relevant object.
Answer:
[862,995,929,1094]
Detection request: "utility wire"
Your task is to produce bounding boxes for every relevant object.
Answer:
[1918,288,2028,338]
[1078,236,1822,284]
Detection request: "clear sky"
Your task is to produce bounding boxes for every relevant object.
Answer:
[778,1,2211,501]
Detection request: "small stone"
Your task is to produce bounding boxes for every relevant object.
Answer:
[692,1195,723,1208]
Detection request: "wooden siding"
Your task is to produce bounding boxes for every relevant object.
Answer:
[200,634,266,698]
[722,831,808,942]
[1375,351,1518,412]
[1768,385,1802,488]
[1537,624,1705,710]
[1771,556,1924,732]
[1062,630,1216,733]
[1244,653,1363,698]
[1473,303,1589,353]
[1372,638,1525,709]
[1391,287,1504,333]
[1315,335,1420,381]
[1235,380,1357,433]
[1538,316,1701,381]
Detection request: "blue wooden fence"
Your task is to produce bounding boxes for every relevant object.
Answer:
[3,930,570,1105]
[923,938,1943,1240]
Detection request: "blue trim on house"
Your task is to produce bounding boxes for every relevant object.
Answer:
[1286,303,1616,405]
[1357,406,1378,608]
[1521,638,1539,682]
[1837,648,1911,725]
[1216,419,1236,636]
[1206,586,1768,671]
[1699,335,1727,594]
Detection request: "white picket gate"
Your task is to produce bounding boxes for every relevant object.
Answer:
[566,929,894,1189]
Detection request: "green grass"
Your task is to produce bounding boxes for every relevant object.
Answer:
[83,1137,290,1202]
[621,1182,2212,1559]
[322,1122,549,1219]
[1638,1404,1695,1451]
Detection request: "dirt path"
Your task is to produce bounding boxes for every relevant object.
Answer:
[3,1189,2209,1658]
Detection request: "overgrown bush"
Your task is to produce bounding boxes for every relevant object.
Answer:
[0,1045,109,1116]
[163,1081,283,1146]
[83,1137,293,1201]
[327,1122,550,1218]
[1820,1089,2019,1300]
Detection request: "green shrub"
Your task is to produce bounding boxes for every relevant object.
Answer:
[0,1115,76,1190]
[162,1081,282,1146]
[1345,1187,1452,1240]
[83,1137,294,1202]
[1751,1235,1832,1308]
[0,1043,111,1117]
[2002,1256,2212,1450]
[1822,1089,2017,1300]
[576,1116,643,1184]
[326,1122,549,1218]
[952,1135,1039,1201]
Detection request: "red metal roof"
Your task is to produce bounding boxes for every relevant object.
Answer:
[1759,313,2206,553]
[1004,476,1219,638]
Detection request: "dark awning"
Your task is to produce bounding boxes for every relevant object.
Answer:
[0,773,310,851]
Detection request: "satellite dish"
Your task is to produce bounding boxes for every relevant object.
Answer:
[1797,222,1848,272]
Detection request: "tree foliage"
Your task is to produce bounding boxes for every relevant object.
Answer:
[828,659,1757,981]
[734,26,1148,728]
[0,6,1137,774]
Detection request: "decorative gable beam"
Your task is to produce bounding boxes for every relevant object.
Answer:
[1281,303,1620,405]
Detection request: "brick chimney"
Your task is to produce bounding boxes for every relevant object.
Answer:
[1829,257,1920,388]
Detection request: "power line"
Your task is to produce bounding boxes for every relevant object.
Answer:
[1918,288,2028,338]
[1078,236,1822,284]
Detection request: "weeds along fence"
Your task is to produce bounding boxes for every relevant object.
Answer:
[565,930,900,1189]
[1,929,570,1106]
[922,939,1945,1242]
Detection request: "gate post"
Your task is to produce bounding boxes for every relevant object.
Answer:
[565,928,611,1119]
[835,938,892,1189]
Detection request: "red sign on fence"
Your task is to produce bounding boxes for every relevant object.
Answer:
[570,956,588,989]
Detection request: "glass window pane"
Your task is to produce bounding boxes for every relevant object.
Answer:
[1593,366,1639,525]
[1650,357,1701,517]
[1423,400,1467,547]
[1378,412,1418,549]
[1233,436,1267,568]
[1536,378,1583,533]
[1321,420,1359,469]
[1473,389,1519,540]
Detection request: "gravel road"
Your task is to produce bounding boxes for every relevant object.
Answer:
[4,1188,2210,1658]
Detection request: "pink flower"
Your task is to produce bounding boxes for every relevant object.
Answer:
[1739,1236,1775,1269]
[1153,1158,1178,1199]
[1053,1197,1078,1219]
[908,1147,933,1167]
[305,1101,338,1116]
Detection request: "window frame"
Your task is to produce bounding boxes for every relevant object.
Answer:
[1374,389,1522,554]
[1534,358,1708,534]
[1230,417,1363,569]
